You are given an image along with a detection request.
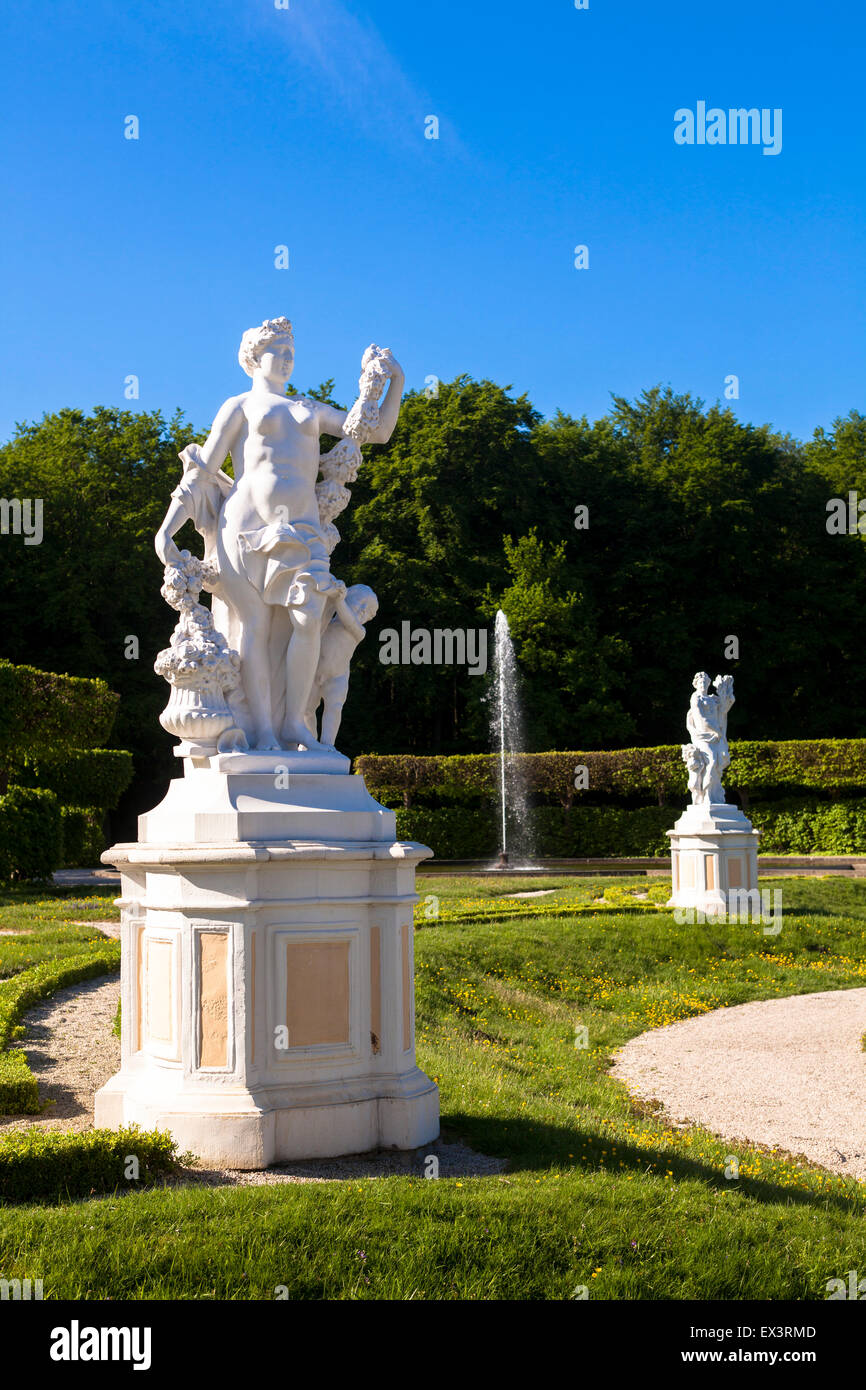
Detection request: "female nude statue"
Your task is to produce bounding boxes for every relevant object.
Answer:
[155,317,403,751]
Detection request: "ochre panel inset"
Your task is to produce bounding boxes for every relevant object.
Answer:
[370,927,381,1054]
[146,938,174,1044]
[136,924,145,1051]
[285,941,350,1048]
[706,856,716,890]
[728,857,744,888]
[250,931,257,1065]
[402,922,412,1052]
[200,931,229,1068]
[680,856,696,889]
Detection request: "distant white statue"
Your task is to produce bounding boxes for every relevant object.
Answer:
[153,318,403,753]
[682,672,735,805]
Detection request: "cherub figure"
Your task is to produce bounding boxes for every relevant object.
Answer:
[306,585,379,748]
[681,743,709,806]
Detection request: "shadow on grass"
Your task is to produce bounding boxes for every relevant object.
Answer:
[442,1112,866,1215]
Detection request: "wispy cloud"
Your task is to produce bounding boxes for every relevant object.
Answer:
[271,0,456,152]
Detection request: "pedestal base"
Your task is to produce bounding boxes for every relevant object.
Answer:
[94,758,440,1167]
[667,803,760,918]
[95,1066,439,1167]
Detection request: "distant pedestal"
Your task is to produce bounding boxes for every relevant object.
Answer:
[94,752,439,1168]
[667,803,760,916]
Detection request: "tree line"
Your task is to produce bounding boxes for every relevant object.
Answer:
[1,380,864,834]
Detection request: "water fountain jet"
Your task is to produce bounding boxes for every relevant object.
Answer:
[489,609,535,870]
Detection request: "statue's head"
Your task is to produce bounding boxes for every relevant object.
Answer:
[692,671,711,695]
[238,316,295,383]
[346,584,379,624]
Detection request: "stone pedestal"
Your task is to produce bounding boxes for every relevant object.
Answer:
[94,752,440,1168]
[667,803,760,916]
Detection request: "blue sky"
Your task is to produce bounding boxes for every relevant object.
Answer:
[2,0,863,443]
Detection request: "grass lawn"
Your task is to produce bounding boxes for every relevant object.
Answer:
[0,884,119,980]
[1,874,866,1299]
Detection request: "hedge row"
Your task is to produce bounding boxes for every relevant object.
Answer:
[59,805,106,868]
[0,1126,180,1204]
[0,660,118,762]
[0,786,62,881]
[11,748,134,811]
[0,790,107,879]
[0,947,121,1112]
[359,741,866,808]
[396,798,866,860]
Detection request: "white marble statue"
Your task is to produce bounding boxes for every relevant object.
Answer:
[154,318,403,753]
[682,672,734,805]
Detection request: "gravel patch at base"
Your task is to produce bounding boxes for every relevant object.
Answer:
[182,1139,506,1187]
[611,986,866,1181]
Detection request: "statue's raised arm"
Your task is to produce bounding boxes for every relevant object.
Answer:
[713,673,735,726]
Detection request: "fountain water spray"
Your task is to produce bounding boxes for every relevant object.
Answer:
[490,609,534,867]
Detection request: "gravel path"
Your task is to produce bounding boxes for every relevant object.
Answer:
[1,963,503,1183]
[611,986,866,1181]
[0,973,121,1135]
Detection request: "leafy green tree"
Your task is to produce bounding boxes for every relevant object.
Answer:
[536,388,866,742]
[805,410,866,510]
[0,407,196,828]
[337,376,552,752]
[493,531,634,749]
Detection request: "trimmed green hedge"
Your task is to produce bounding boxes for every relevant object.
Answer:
[397,806,672,858]
[397,798,866,860]
[0,660,118,763]
[359,741,866,808]
[0,793,106,878]
[0,662,129,871]
[11,748,134,811]
[749,799,866,855]
[0,1126,180,1204]
[0,786,63,881]
[0,947,121,1112]
[59,805,106,868]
